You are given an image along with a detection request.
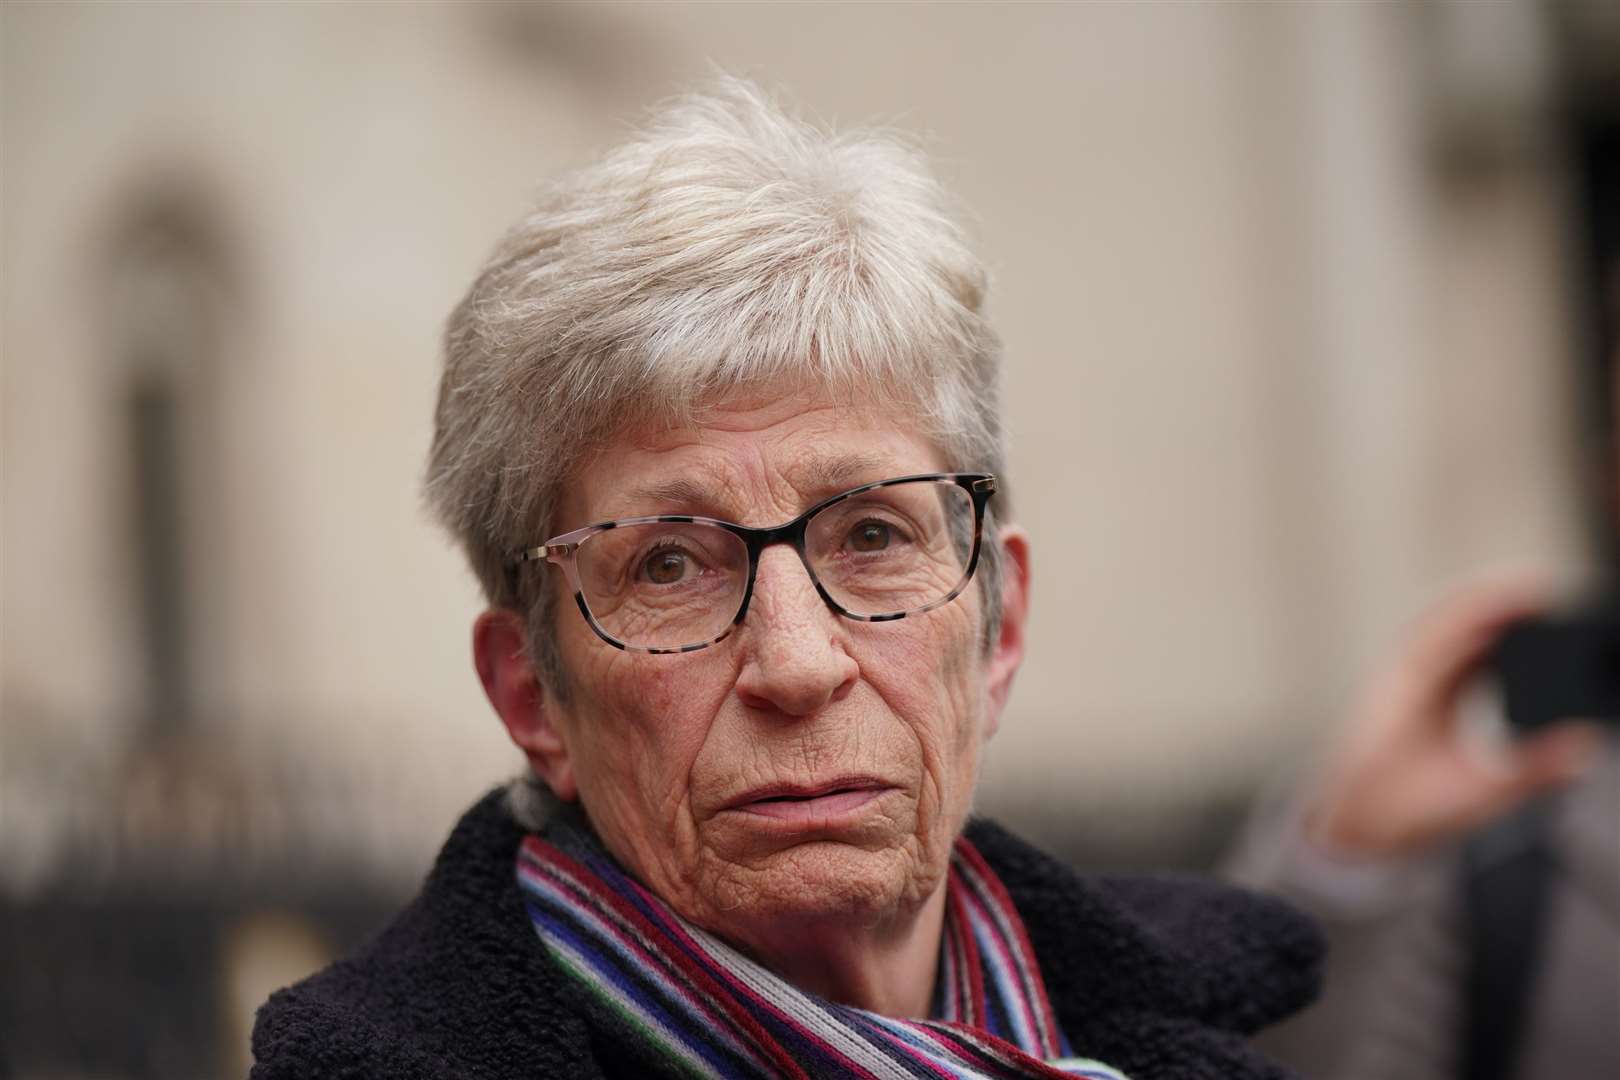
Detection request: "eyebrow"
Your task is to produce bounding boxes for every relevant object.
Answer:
[620,477,722,513]
[614,450,897,522]
[799,450,893,494]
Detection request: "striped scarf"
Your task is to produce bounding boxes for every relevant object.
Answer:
[516,821,1131,1080]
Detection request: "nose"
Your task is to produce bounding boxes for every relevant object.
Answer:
[733,545,858,717]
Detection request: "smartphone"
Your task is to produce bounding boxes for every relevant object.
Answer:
[1490,601,1620,731]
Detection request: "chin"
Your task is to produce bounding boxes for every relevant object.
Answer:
[699,838,942,931]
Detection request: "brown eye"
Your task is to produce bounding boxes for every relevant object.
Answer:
[642,550,690,584]
[848,521,892,552]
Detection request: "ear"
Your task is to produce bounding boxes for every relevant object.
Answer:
[983,525,1031,740]
[472,608,577,801]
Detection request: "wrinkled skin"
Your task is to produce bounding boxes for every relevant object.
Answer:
[476,390,1030,1014]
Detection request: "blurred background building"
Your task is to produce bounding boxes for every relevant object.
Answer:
[3,1,1617,1076]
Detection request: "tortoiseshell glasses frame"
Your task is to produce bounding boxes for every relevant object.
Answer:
[511,472,996,655]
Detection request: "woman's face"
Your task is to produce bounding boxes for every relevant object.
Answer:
[531,391,1012,944]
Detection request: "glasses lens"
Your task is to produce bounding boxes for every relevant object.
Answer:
[574,522,749,650]
[805,480,978,618]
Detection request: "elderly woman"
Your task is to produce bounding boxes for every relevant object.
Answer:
[252,82,1319,1079]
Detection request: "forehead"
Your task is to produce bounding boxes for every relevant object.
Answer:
[565,392,947,526]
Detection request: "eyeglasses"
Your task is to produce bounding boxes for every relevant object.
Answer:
[512,473,996,654]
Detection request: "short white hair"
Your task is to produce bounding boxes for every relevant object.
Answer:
[426,78,1008,691]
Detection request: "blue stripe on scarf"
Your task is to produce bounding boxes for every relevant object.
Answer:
[526,898,754,1078]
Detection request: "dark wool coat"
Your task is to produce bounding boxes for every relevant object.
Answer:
[251,789,1322,1079]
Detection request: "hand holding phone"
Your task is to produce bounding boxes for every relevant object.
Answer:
[1304,582,1604,859]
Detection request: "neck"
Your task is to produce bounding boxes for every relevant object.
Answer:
[740,881,947,1017]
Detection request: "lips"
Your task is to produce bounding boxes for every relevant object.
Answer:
[722,778,896,823]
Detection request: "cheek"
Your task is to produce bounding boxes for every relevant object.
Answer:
[863,606,987,808]
[568,649,731,831]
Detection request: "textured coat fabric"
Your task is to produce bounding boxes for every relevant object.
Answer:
[251,789,1323,1079]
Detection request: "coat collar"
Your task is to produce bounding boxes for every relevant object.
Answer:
[963,818,1321,1079]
